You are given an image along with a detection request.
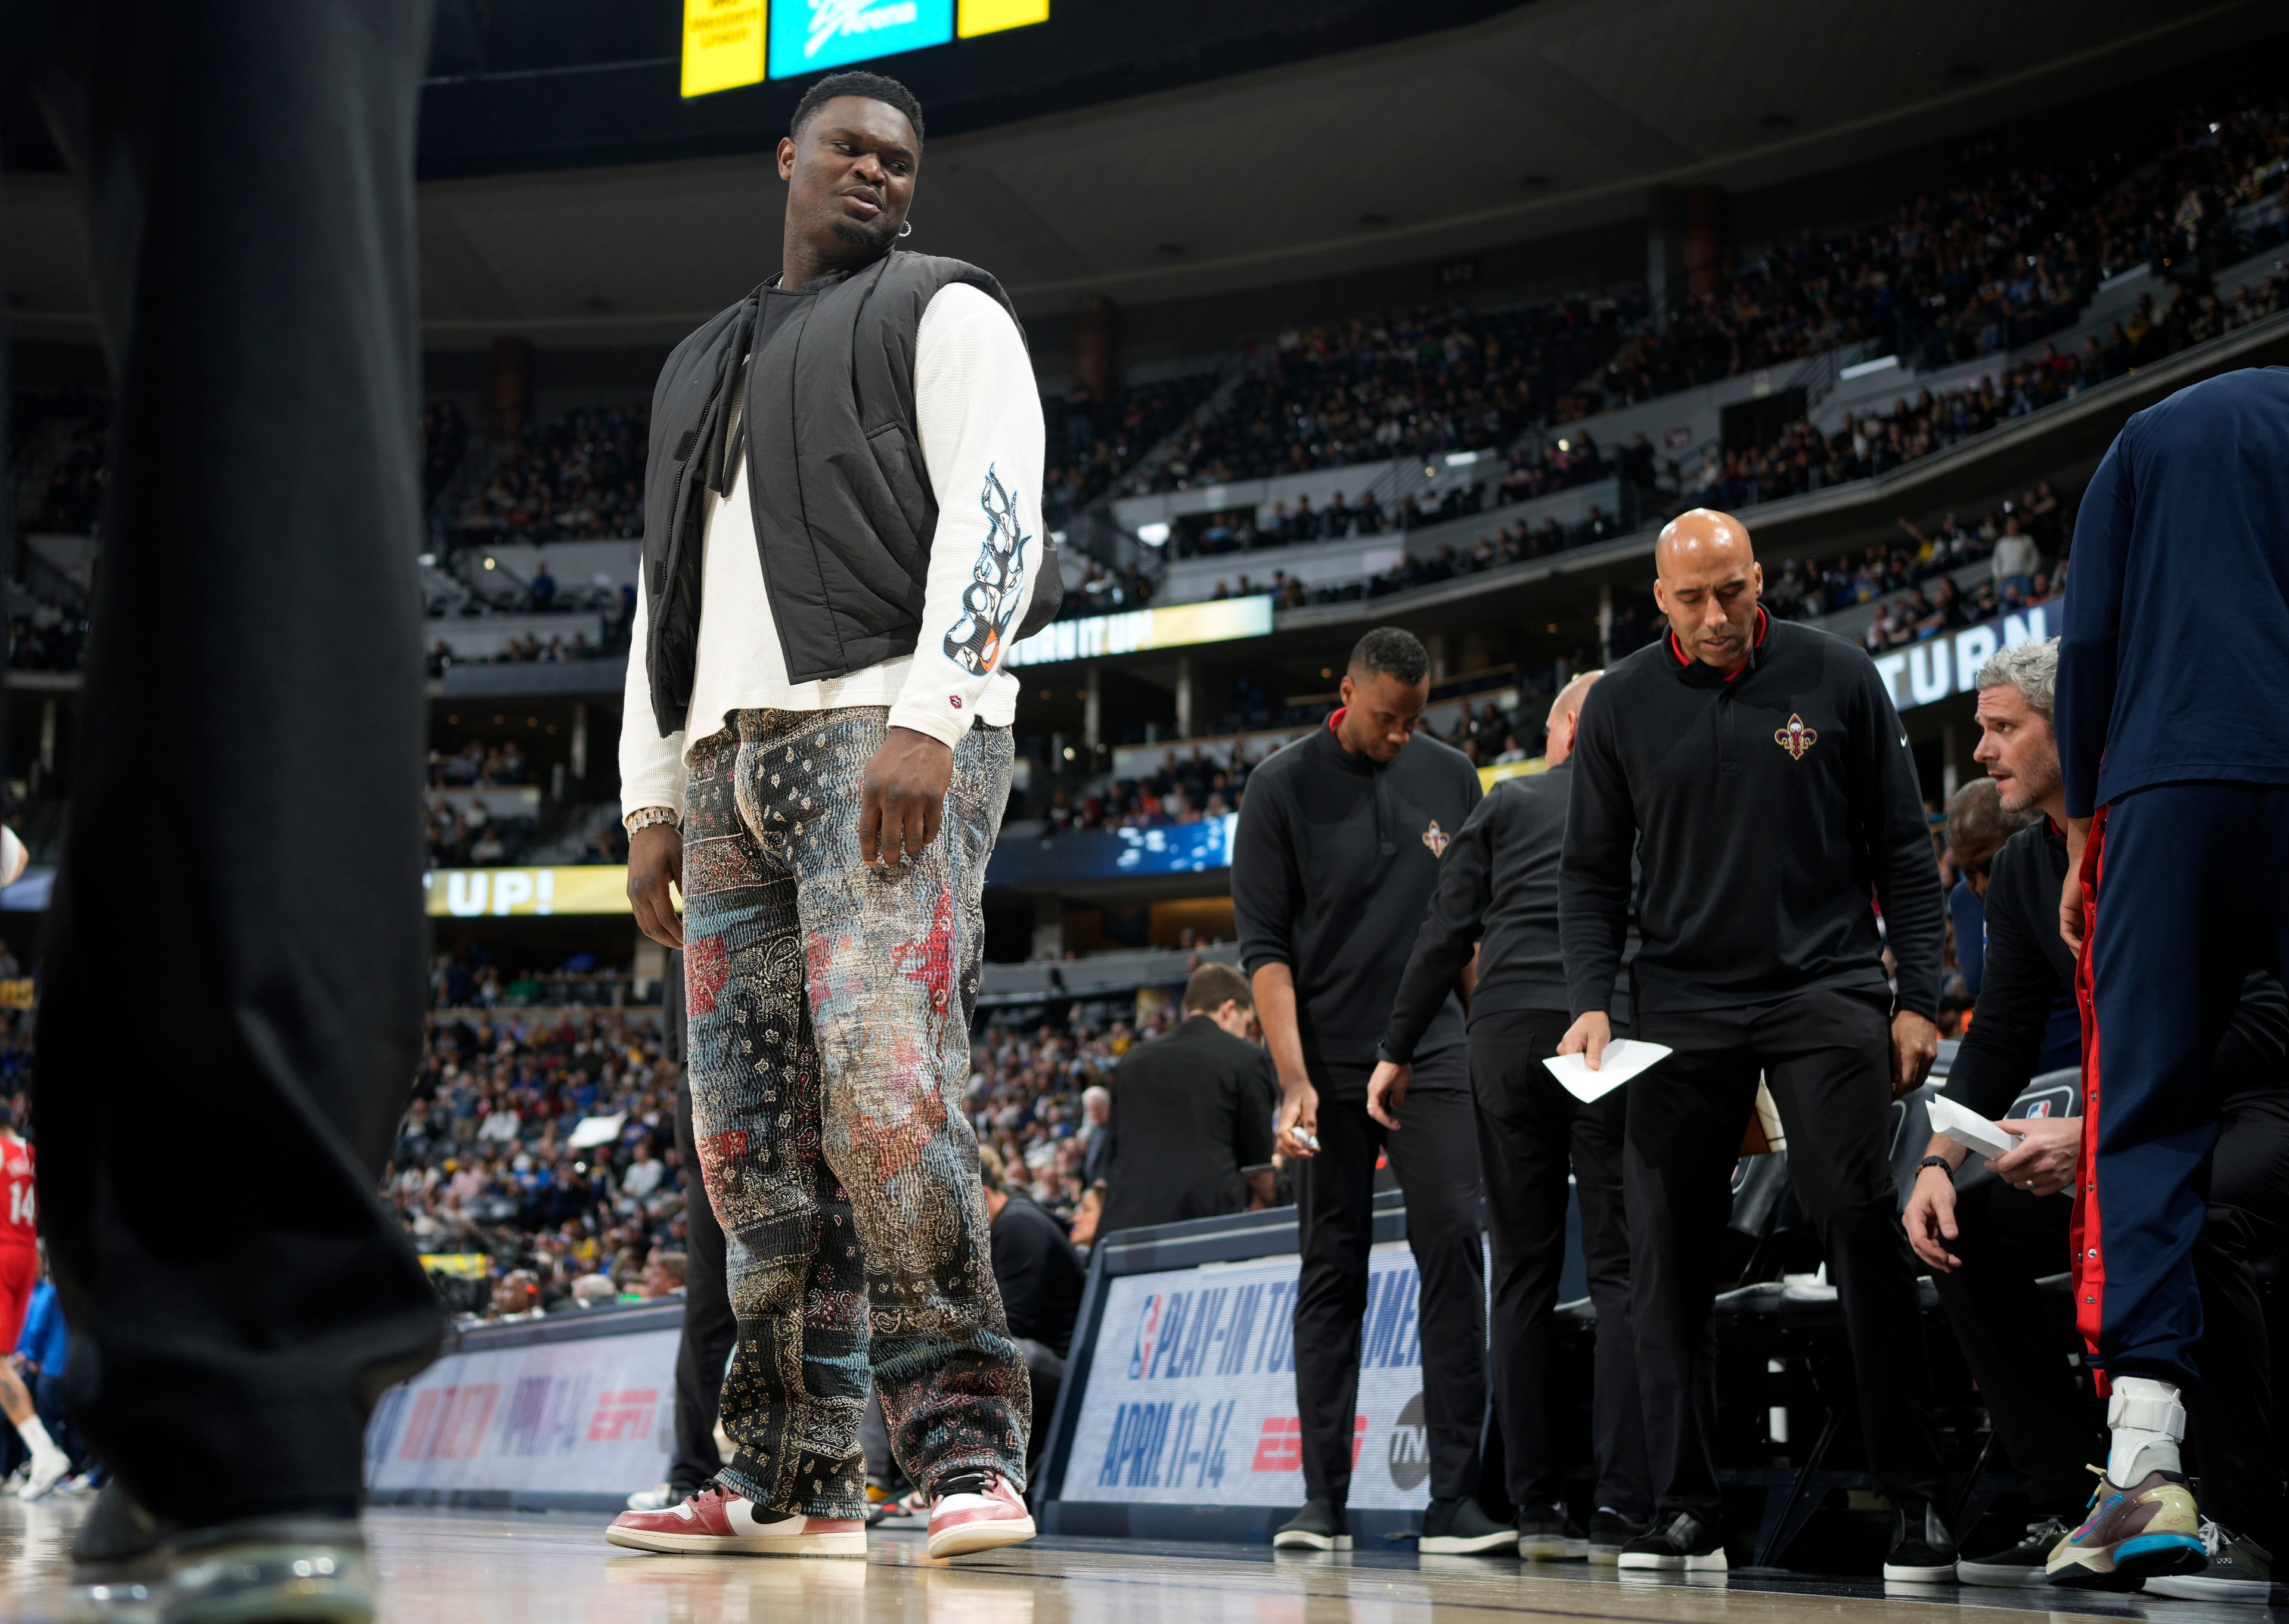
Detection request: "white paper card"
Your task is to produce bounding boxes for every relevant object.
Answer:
[567,1111,626,1150]
[1927,1094,2020,1160]
[1541,1039,1673,1103]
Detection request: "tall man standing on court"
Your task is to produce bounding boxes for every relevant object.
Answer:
[1558,508,1955,1579]
[1235,628,1511,1554]
[2043,367,2289,1585]
[607,71,1053,1562]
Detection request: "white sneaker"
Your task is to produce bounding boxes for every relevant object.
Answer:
[626,1482,675,1513]
[20,1447,70,1502]
[606,1483,866,1557]
[926,1471,1035,1559]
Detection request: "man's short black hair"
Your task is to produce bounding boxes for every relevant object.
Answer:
[790,71,926,144]
[1348,626,1428,687]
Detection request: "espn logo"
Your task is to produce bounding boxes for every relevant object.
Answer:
[1250,1414,1366,1471]
[587,1387,659,1443]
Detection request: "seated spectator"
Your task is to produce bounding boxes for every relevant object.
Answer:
[1942,777,2038,1005]
[1068,1181,1108,1250]
[640,1249,686,1300]
[490,1269,543,1321]
[566,1273,618,1311]
[976,1145,1085,1479]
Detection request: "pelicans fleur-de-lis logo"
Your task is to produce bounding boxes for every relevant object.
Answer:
[1422,820,1451,856]
[1774,713,1819,760]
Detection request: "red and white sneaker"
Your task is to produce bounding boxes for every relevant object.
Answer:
[925,1471,1037,1558]
[606,1482,866,1557]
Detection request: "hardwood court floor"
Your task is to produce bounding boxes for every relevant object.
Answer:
[0,1499,2268,1623]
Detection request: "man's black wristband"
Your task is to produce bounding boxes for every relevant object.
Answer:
[1916,1155,1956,1179]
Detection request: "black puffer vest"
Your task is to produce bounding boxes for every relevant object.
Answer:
[639,250,1061,736]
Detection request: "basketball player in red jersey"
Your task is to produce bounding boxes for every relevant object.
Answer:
[0,1115,38,1344]
[0,1111,66,1497]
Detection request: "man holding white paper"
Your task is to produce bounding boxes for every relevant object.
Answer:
[1557,509,1952,1579]
[1903,639,2289,1595]
[1372,672,1651,1563]
[1236,628,1502,1555]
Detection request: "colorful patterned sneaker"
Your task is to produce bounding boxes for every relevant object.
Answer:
[2045,1469,2206,1589]
[2145,1519,2275,1603]
[926,1471,1037,1558]
[606,1483,866,1557]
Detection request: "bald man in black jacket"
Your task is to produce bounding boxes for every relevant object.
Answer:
[1559,510,1951,1579]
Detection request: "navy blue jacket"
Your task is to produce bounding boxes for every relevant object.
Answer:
[2058,367,2289,816]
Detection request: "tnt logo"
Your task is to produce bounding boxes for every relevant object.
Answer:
[1387,1392,1428,1491]
[588,1388,659,1443]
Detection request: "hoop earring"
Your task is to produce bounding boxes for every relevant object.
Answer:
[898,221,913,238]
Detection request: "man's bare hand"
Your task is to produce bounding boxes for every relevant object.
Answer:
[1903,1166,1963,1272]
[858,727,954,867]
[1366,1061,1411,1131]
[627,822,684,949]
[1558,1011,1611,1070]
[2061,815,2092,954]
[1890,1009,1939,1098]
[1276,1079,1322,1160]
[1989,1116,2081,1197]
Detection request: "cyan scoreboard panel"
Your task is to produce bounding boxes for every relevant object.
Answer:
[770,0,954,78]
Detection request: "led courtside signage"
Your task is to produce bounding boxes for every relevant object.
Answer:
[1875,602,2053,716]
[1003,595,1274,668]
[424,867,633,917]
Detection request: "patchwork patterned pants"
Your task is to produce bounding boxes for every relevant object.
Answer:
[681,708,1028,1519]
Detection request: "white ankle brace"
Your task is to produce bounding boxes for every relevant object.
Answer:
[2105,1376,2186,1483]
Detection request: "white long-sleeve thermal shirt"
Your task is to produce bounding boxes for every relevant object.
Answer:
[619,281,1045,819]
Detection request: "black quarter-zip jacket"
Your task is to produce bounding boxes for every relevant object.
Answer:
[1378,759,1636,1064]
[1235,716,1483,1080]
[1560,612,1946,1020]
